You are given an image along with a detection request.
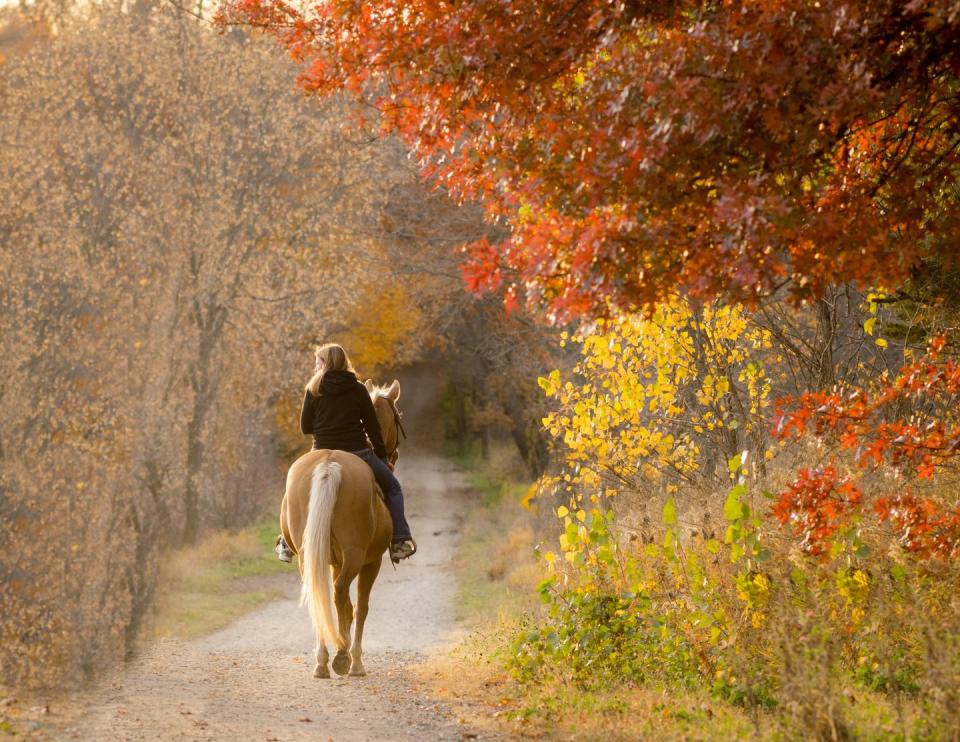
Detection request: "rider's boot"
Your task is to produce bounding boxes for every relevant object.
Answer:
[389,538,417,564]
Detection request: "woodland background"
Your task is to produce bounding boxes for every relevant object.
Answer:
[3,1,960,738]
[0,1,552,688]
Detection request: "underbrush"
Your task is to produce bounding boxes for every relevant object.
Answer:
[428,444,760,740]
[512,460,960,740]
[434,442,960,740]
[148,516,292,640]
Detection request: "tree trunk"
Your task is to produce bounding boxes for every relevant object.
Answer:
[182,299,226,546]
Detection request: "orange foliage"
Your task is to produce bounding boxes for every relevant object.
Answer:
[218,0,960,319]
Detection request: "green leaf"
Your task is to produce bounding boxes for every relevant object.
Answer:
[727,454,742,474]
[706,539,721,554]
[729,543,745,562]
[662,495,677,525]
[723,484,747,521]
[663,528,675,549]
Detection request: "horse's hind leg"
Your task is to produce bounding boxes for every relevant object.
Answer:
[314,641,330,679]
[331,550,363,676]
[350,557,382,677]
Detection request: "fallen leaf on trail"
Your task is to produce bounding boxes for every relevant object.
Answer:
[299,717,312,722]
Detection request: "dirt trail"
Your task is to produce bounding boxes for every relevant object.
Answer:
[49,451,490,742]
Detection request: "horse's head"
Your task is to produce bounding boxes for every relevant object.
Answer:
[364,378,404,466]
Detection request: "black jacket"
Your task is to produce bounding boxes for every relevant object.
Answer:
[299,369,387,459]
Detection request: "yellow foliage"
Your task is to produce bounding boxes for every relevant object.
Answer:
[538,298,772,497]
[340,283,425,374]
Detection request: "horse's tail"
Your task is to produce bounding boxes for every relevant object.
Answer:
[299,460,346,651]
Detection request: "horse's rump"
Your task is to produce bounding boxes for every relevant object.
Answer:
[283,450,381,553]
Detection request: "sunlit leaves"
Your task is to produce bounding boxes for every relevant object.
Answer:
[538,298,772,500]
[222,0,960,319]
[775,334,960,559]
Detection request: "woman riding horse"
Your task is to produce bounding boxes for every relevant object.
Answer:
[276,342,416,564]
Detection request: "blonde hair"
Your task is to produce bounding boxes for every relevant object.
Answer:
[306,343,355,395]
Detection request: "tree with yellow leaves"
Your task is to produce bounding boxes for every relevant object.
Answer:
[538,298,773,508]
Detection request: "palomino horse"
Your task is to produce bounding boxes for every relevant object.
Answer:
[279,379,404,678]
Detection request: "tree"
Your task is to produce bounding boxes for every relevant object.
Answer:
[368,180,560,474]
[775,334,960,558]
[219,0,959,319]
[218,0,960,567]
[0,4,407,686]
[537,299,773,507]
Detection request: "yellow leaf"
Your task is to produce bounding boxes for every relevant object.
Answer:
[520,484,538,511]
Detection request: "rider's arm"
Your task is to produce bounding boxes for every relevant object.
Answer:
[300,389,316,435]
[357,387,388,460]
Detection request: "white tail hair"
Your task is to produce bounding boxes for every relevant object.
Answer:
[299,461,345,651]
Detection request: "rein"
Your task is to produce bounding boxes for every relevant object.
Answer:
[385,397,407,459]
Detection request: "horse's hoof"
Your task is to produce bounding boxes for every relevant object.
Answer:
[331,651,351,676]
[313,664,330,679]
[349,664,367,677]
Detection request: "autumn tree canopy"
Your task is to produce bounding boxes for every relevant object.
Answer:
[219,0,959,317]
[0,4,410,686]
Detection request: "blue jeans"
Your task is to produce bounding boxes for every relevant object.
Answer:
[351,449,412,542]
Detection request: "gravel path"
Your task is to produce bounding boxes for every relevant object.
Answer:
[48,452,490,742]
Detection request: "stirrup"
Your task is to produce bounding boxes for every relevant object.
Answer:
[389,538,417,564]
[275,535,294,563]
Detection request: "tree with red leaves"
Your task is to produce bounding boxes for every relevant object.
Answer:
[775,336,960,559]
[218,0,960,318]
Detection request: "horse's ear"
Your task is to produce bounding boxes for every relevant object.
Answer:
[364,379,375,393]
[387,379,401,401]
